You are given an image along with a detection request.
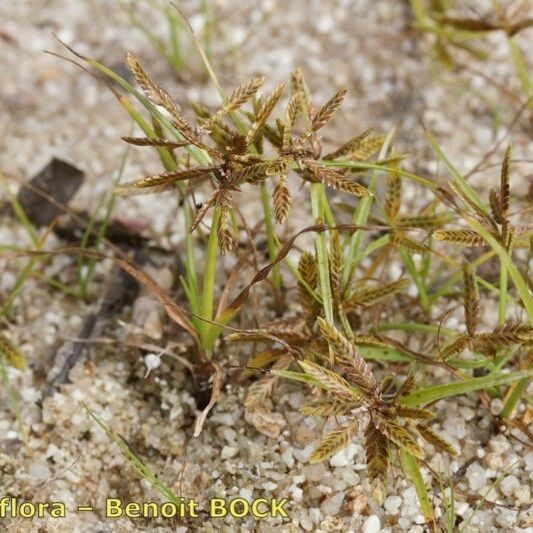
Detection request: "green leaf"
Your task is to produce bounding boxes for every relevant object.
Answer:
[271,369,326,389]
[401,370,533,407]
[400,449,435,529]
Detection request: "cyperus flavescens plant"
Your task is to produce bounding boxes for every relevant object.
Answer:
[275,318,456,504]
[119,52,385,354]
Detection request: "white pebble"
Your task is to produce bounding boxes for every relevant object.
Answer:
[362,515,381,533]
[320,492,345,515]
[143,353,161,373]
[238,487,253,502]
[221,445,239,459]
[466,462,487,491]
[500,475,519,497]
[281,448,294,468]
[384,495,402,514]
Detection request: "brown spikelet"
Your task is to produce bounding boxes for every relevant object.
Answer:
[134,166,217,188]
[375,418,423,459]
[345,278,409,309]
[416,424,457,456]
[395,407,435,420]
[348,136,385,161]
[299,252,317,289]
[299,360,357,399]
[311,88,347,132]
[0,333,26,370]
[379,376,394,394]
[202,76,265,131]
[323,128,374,160]
[385,162,401,220]
[272,173,291,223]
[298,253,317,320]
[489,189,504,224]
[434,38,454,70]
[351,335,393,349]
[127,52,173,109]
[290,69,312,125]
[301,397,361,417]
[434,229,486,247]
[329,231,341,303]
[317,318,378,394]
[217,206,236,255]
[317,318,358,361]
[365,424,389,504]
[390,231,430,254]
[307,163,372,197]
[286,92,301,128]
[245,83,285,147]
[438,334,470,361]
[230,160,273,184]
[463,262,479,337]
[472,322,533,353]
[126,53,198,143]
[121,137,190,149]
[502,220,514,252]
[395,214,453,228]
[310,421,359,463]
[393,375,417,400]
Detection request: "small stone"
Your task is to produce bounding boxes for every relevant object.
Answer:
[496,509,518,528]
[462,407,476,421]
[524,452,533,472]
[384,495,402,514]
[221,445,238,459]
[490,398,503,415]
[348,485,368,515]
[262,481,277,491]
[308,507,321,525]
[29,462,51,482]
[238,487,253,502]
[291,486,303,502]
[362,515,381,533]
[299,510,314,531]
[320,492,345,515]
[143,353,161,374]
[489,435,510,454]
[500,475,519,497]
[466,461,487,491]
[514,484,530,504]
[303,463,326,482]
[330,449,350,467]
[281,447,295,468]
[398,517,412,529]
[320,515,344,531]
[485,452,503,470]
[455,501,470,516]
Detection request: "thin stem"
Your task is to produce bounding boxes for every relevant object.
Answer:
[400,249,431,313]
[310,183,334,324]
[498,256,508,325]
[201,208,220,357]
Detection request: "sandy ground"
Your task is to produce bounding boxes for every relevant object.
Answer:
[1,0,532,531]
